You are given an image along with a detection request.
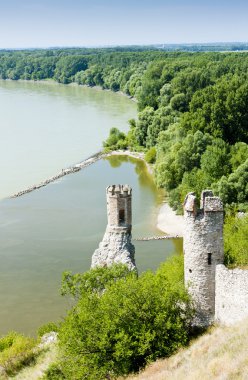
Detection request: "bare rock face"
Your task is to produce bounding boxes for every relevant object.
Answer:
[91,185,136,271]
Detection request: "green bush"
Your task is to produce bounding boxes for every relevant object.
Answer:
[58,258,193,379]
[37,322,59,338]
[145,147,156,163]
[224,214,248,267]
[103,127,127,152]
[61,263,133,299]
[0,332,37,376]
[42,363,66,380]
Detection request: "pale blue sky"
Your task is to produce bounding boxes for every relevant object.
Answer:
[0,0,247,48]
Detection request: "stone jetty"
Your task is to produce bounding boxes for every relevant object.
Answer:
[10,151,104,198]
[133,235,180,241]
[10,150,147,199]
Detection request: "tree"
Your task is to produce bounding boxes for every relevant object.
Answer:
[224,214,248,267]
[200,138,231,182]
[58,260,193,379]
[103,127,127,151]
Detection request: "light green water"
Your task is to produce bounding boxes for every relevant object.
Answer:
[0,82,182,336]
[0,80,136,199]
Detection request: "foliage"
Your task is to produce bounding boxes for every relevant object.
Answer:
[1,48,248,210]
[37,322,59,338]
[0,331,37,376]
[213,158,248,207]
[103,127,128,151]
[61,263,133,299]
[58,259,193,379]
[224,214,248,267]
[200,138,231,181]
[145,147,157,163]
[42,363,66,380]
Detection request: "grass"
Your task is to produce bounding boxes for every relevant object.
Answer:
[0,332,37,378]
[12,343,57,380]
[122,318,248,380]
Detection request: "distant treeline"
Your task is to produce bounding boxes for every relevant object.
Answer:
[1,47,248,215]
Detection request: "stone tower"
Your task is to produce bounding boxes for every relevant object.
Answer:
[184,190,224,326]
[91,185,136,270]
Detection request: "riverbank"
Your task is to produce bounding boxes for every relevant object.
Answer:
[157,203,184,237]
[10,149,183,237]
[14,78,137,102]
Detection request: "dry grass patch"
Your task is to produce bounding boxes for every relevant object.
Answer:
[123,318,248,380]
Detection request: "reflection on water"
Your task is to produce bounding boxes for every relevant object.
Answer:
[0,156,182,335]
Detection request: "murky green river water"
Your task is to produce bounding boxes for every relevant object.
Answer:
[0,81,182,335]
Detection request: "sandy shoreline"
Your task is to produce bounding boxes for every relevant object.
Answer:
[106,151,184,237]
[9,148,182,237]
[157,203,184,237]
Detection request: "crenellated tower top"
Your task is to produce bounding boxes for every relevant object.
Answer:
[106,184,132,233]
[184,190,223,216]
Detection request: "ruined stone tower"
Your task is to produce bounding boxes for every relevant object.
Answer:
[91,185,136,270]
[184,190,224,326]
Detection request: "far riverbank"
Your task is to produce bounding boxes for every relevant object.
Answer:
[14,78,137,102]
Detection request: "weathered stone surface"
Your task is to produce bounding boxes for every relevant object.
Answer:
[215,264,248,325]
[91,229,135,270]
[91,185,136,270]
[184,190,224,327]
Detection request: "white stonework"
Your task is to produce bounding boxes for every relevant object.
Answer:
[184,190,224,326]
[91,185,136,271]
[215,264,248,325]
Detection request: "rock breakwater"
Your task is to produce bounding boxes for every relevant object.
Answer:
[10,151,103,198]
[10,150,147,199]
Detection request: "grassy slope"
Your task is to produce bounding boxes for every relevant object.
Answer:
[124,318,248,380]
[12,343,57,380]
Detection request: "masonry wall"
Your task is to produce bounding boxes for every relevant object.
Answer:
[215,264,248,325]
[184,191,224,326]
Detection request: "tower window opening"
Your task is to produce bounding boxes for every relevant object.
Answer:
[208,253,212,265]
[119,209,125,224]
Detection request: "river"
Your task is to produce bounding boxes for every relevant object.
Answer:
[0,80,136,199]
[0,81,182,335]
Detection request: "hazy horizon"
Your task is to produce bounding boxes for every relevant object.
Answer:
[1,41,248,51]
[0,0,248,49]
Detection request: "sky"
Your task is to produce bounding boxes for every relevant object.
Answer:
[0,0,247,48]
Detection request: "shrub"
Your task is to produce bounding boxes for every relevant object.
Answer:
[42,363,66,379]
[145,147,156,163]
[103,127,127,152]
[0,332,37,376]
[61,263,133,299]
[37,322,59,338]
[58,258,193,379]
[224,214,248,267]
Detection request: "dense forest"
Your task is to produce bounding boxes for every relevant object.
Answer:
[0,48,247,214]
[0,48,247,256]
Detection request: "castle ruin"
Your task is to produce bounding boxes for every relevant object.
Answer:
[91,185,136,270]
[184,190,224,326]
[91,186,248,326]
[184,190,248,327]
